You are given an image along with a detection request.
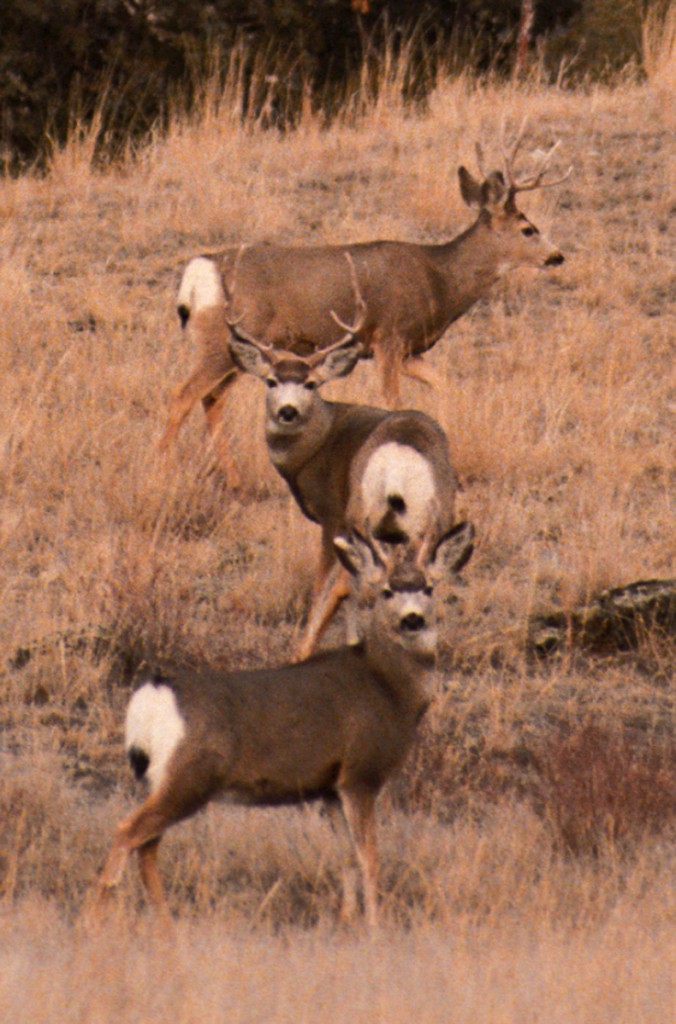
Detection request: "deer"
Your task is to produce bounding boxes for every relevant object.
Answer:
[224,264,466,660]
[158,123,570,485]
[89,523,475,928]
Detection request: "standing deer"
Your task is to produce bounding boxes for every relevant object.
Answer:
[90,524,475,927]
[159,125,569,484]
[225,274,465,660]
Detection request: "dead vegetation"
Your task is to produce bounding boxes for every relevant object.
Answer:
[0,25,674,1024]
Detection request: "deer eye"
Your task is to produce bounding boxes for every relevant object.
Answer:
[266,378,278,389]
[304,380,317,391]
[382,587,394,600]
[424,585,433,597]
[522,225,537,237]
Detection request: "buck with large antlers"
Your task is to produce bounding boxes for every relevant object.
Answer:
[225,266,467,659]
[159,125,569,484]
[90,524,475,927]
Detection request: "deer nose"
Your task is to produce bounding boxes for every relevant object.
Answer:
[278,405,299,423]
[400,612,426,633]
[545,251,564,266]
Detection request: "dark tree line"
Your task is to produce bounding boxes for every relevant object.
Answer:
[0,1,651,169]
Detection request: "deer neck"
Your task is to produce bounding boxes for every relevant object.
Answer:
[430,218,505,321]
[362,633,436,720]
[265,400,336,478]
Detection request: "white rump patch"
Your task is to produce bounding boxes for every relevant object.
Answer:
[361,442,436,539]
[177,257,226,313]
[125,682,187,792]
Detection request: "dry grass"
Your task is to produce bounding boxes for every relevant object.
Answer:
[0,25,674,1023]
[0,761,673,1022]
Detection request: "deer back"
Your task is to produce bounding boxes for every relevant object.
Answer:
[278,401,389,527]
[212,242,451,356]
[346,410,458,550]
[127,627,432,810]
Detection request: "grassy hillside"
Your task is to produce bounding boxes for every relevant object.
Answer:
[0,35,674,1024]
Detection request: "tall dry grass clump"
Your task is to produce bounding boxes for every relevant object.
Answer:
[643,2,676,84]
[0,19,674,1023]
[642,1,676,124]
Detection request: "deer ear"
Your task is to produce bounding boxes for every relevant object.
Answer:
[334,530,383,579]
[428,521,475,581]
[480,171,507,209]
[313,339,363,384]
[458,166,484,207]
[227,335,272,380]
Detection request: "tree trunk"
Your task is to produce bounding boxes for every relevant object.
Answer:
[515,0,535,79]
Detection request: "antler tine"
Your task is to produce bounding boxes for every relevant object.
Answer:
[475,142,487,180]
[414,531,434,571]
[328,251,367,343]
[224,246,274,355]
[531,163,573,191]
[227,243,248,295]
[503,127,572,195]
[224,307,270,351]
[224,242,250,315]
[512,147,573,194]
[501,115,529,189]
[372,535,393,570]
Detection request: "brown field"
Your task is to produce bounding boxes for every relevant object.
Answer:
[0,23,674,1024]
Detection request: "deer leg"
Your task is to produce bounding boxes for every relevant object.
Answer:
[338,787,379,929]
[137,837,170,918]
[92,793,174,910]
[344,591,360,646]
[158,353,237,454]
[324,800,359,923]
[201,371,241,489]
[373,332,404,408]
[90,773,213,921]
[295,552,351,662]
[311,532,338,601]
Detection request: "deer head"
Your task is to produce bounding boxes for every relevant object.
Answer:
[458,120,571,271]
[226,256,367,433]
[334,520,475,659]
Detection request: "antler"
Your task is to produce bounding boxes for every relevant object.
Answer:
[414,532,434,571]
[475,142,488,180]
[501,117,572,195]
[329,252,367,338]
[306,253,367,367]
[224,308,275,356]
[224,244,275,356]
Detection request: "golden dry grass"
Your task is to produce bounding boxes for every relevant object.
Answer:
[0,30,674,1023]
